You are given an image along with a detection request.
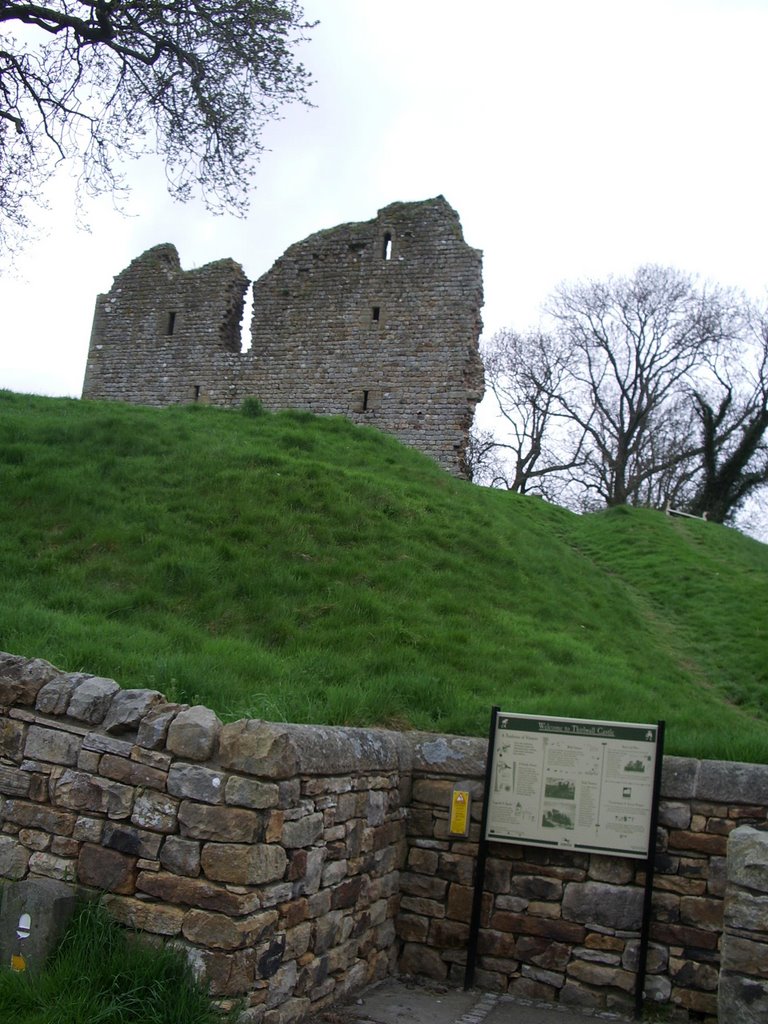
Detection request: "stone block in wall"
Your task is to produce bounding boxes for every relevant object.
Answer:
[696,760,768,805]
[24,725,81,766]
[102,689,163,733]
[52,768,133,818]
[77,842,137,893]
[168,763,226,803]
[0,718,26,761]
[718,974,768,1024]
[137,870,261,915]
[219,721,299,778]
[182,908,278,951]
[67,676,120,723]
[4,798,77,835]
[137,704,185,750]
[167,705,221,761]
[0,833,30,879]
[561,881,643,930]
[131,789,178,832]
[102,894,185,936]
[226,776,280,809]
[100,753,167,790]
[160,836,201,877]
[178,801,263,841]
[399,941,448,981]
[0,763,31,798]
[200,842,287,885]
[0,653,60,706]
[0,878,76,974]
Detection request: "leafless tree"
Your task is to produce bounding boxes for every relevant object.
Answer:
[480,267,768,528]
[546,265,738,508]
[478,328,588,495]
[0,0,314,253]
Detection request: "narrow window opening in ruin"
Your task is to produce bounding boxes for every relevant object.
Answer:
[240,287,254,352]
[363,390,370,411]
[382,233,392,260]
[166,311,177,335]
[372,306,380,322]
[194,385,201,401]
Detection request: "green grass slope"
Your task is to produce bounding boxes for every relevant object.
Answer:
[1,390,766,761]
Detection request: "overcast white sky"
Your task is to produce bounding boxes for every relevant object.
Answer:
[1,0,767,411]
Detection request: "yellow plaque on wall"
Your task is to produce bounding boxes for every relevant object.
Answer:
[449,787,471,837]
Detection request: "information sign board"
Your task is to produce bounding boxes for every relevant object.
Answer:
[485,712,659,858]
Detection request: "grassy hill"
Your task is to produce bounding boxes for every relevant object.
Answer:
[1,390,766,762]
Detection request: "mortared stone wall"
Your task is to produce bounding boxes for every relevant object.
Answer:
[2,652,767,1024]
[81,197,485,478]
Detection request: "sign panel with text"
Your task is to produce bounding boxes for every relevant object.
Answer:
[486,713,659,858]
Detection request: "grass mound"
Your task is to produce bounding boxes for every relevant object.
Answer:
[1,390,766,761]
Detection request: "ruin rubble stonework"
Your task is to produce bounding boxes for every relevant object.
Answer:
[82,196,485,477]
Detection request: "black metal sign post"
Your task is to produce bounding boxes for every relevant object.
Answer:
[634,720,665,1020]
[463,705,499,991]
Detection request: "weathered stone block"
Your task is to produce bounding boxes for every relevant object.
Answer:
[137,870,260,914]
[100,753,166,790]
[27,851,77,881]
[562,881,643,930]
[24,725,81,766]
[0,763,31,797]
[0,718,27,761]
[226,776,279,809]
[219,721,299,779]
[725,889,768,933]
[131,790,178,833]
[282,812,324,849]
[517,935,571,970]
[3,799,77,835]
[721,934,768,979]
[77,842,137,893]
[160,835,201,877]
[136,704,183,750]
[718,973,768,1024]
[0,654,60,707]
[166,705,221,761]
[103,821,163,859]
[102,894,184,935]
[398,941,448,981]
[201,842,287,885]
[182,908,278,950]
[168,762,226,803]
[52,769,133,818]
[67,677,120,723]
[727,826,768,892]
[102,689,163,733]
[567,960,635,992]
[178,801,263,842]
[0,835,30,879]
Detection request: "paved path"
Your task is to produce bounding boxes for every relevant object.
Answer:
[329,978,635,1024]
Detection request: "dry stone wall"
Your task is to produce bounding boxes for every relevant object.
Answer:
[82,197,485,477]
[2,652,767,1024]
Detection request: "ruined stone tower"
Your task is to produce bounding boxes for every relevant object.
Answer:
[82,196,485,476]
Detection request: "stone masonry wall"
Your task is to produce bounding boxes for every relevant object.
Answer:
[0,654,405,1023]
[402,738,768,1023]
[719,826,768,1022]
[3,652,767,1023]
[81,197,485,478]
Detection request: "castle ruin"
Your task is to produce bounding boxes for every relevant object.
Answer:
[82,196,485,476]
